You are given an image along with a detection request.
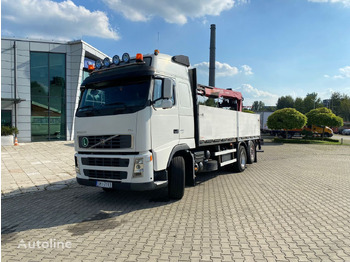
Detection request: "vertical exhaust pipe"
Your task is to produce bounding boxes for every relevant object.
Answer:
[209,24,216,87]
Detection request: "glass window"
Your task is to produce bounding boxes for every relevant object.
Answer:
[1,110,12,127]
[152,79,175,108]
[82,70,90,83]
[49,53,66,140]
[77,78,151,117]
[31,53,49,97]
[30,52,66,141]
[153,79,163,108]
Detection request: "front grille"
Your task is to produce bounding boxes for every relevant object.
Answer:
[84,169,127,180]
[82,157,129,167]
[79,135,132,149]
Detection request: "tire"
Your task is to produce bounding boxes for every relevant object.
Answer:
[168,156,185,199]
[247,141,256,164]
[233,145,247,173]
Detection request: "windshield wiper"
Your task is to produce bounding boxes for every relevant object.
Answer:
[104,102,127,108]
[103,102,128,112]
[78,105,94,111]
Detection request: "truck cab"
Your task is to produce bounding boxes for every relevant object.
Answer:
[75,52,195,192]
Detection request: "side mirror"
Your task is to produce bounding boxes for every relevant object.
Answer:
[161,99,173,109]
[163,78,173,99]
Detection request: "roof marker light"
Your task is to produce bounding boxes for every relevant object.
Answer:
[154,49,159,55]
[136,53,143,62]
[103,57,111,67]
[122,53,130,63]
[95,59,103,69]
[113,55,120,65]
[88,64,95,71]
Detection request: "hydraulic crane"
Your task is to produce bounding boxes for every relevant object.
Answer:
[197,84,243,111]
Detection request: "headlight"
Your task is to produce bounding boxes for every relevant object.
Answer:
[113,55,120,65]
[133,158,144,177]
[103,57,111,67]
[122,53,130,63]
[95,59,103,69]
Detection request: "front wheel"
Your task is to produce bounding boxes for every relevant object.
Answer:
[233,145,247,173]
[168,156,185,199]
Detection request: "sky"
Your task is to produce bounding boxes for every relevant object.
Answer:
[2,0,350,106]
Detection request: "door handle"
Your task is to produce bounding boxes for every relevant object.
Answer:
[173,129,179,134]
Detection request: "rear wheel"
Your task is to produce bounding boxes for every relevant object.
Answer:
[233,145,247,172]
[247,141,256,164]
[168,156,185,199]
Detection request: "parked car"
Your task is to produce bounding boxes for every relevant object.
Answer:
[342,129,350,135]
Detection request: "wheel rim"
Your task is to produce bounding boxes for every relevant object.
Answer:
[250,144,255,161]
[240,150,246,168]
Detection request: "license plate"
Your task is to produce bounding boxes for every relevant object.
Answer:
[96,181,112,188]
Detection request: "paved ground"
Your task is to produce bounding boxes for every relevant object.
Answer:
[334,134,350,145]
[1,141,76,197]
[2,142,350,261]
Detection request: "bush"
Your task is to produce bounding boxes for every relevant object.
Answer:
[274,137,339,144]
[301,129,313,138]
[1,126,19,136]
[267,108,307,130]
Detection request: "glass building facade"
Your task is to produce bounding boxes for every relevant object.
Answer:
[30,52,66,141]
[2,38,107,142]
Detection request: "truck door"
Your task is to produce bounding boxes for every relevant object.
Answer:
[177,82,194,141]
[150,78,179,170]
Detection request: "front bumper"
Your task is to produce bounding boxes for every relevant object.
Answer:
[75,151,167,191]
[76,177,167,191]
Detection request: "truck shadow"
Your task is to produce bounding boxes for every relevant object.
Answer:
[1,185,172,239]
[2,169,226,240]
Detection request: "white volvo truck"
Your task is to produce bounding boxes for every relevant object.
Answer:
[74,51,261,199]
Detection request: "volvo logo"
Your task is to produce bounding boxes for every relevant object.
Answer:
[81,137,89,148]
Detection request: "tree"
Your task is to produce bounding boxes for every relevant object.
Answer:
[267,108,307,138]
[303,93,323,113]
[251,101,265,112]
[243,109,255,114]
[263,106,277,112]
[276,96,294,110]
[204,98,217,107]
[294,97,305,113]
[340,97,350,121]
[330,92,342,115]
[327,93,350,122]
[306,107,344,139]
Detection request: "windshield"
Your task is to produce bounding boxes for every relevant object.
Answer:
[76,77,151,117]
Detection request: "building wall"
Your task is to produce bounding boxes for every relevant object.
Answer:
[1,38,107,142]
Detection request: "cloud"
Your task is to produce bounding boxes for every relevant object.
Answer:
[241,65,253,75]
[194,61,253,77]
[235,84,279,105]
[325,66,350,79]
[103,0,244,24]
[308,0,350,7]
[2,0,119,41]
[338,66,350,78]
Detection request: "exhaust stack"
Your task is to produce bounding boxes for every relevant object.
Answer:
[209,24,216,87]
